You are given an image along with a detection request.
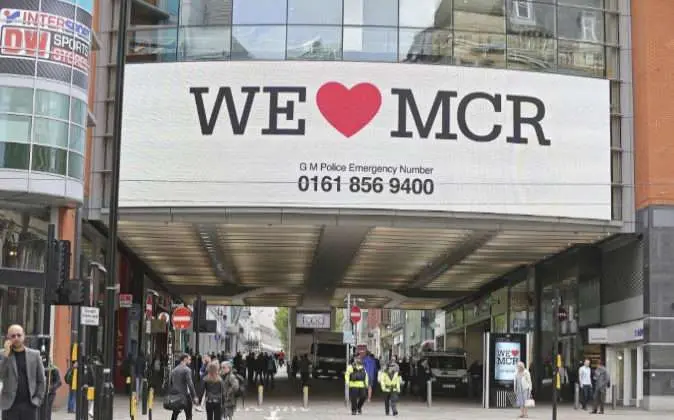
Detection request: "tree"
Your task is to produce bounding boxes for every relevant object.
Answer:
[273,307,289,350]
[333,309,344,332]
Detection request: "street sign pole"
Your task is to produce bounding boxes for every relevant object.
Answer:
[345,292,351,407]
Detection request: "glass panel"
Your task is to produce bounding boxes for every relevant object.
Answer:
[231,26,286,60]
[344,0,398,26]
[68,152,84,179]
[35,90,70,120]
[69,125,86,154]
[31,145,68,176]
[288,0,342,24]
[179,0,232,26]
[399,0,452,28]
[454,32,506,68]
[507,35,556,72]
[454,0,505,32]
[0,115,31,143]
[343,26,397,62]
[233,0,288,24]
[558,40,604,77]
[0,87,33,114]
[179,26,231,60]
[0,142,29,170]
[70,99,87,127]
[506,1,555,37]
[558,0,603,8]
[399,28,452,64]
[127,29,178,62]
[558,6,604,43]
[286,26,342,60]
[33,118,69,148]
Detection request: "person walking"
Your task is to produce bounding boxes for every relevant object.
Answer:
[167,353,198,420]
[379,361,401,416]
[44,357,62,420]
[64,361,77,413]
[220,361,240,420]
[345,357,368,415]
[0,324,46,420]
[199,362,225,420]
[591,361,610,414]
[514,361,533,419]
[578,359,593,410]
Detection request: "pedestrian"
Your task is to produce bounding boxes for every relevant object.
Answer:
[345,356,368,415]
[0,324,46,420]
[513,361,533,419]
[220,361,240,420]
[591,360,610,414]
[578,359,593,410]
[379,361,401,416]
[166,353,198,420]
[199,362,225,420]
[44,357,62,420]
[64,361,77,413]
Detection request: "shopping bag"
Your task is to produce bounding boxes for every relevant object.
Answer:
[524,398,536,408]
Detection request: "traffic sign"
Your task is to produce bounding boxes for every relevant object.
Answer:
[172,306,192,329]
[350,305,361,324]
[80,307,100,326]
[145,295,153,318]
[119,293,132,308]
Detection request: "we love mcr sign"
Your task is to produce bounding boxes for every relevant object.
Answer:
[120,61,611,221]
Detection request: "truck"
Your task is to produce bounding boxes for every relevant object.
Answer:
[310,330,348,379]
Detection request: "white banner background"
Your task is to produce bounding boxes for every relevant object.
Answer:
[120,61,611,220]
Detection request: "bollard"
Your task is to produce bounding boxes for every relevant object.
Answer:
[142,379,149,415]
[87,386,95,420]
[79,385,89,420]
[574,383,580,410]
[257,384,264,407]
[302,385,309,409]
[426,380,432,408]
[130,391,138,420]
[344,382,349,407]
[148,387,154,420]
[612,386,617,410]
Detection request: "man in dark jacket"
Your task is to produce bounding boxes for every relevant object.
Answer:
[45,358,62,420]
[168,354,198,420]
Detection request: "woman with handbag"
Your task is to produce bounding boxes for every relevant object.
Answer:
[514,361,533,418]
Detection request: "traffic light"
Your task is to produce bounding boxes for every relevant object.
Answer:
[193,298,207,332]
[46,239,72,305]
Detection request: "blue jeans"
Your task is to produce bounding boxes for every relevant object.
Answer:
[67,391,76,412]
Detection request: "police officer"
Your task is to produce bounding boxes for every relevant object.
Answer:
[345,357,369,415]
[379,361,401,416]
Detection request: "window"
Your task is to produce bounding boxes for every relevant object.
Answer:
[581,11,598,42]
[343,0,398,26]
[35,90,70,120]
[399,0,452,28]
[343,26,397,62]
[513,0,532,19]
[286,26,342,61]
[33,118,69,148]
[70,99,87,127]
[0,115,31,143]
[399,28,452,64]
[68,152,84,179]
[127,29,179,63]
[557,6,604,43]
[454,32,506,68]
[69,125,86,154]
[179,0,232,26]
[231,26,286,60]
[288,0,342,25]
[0,87,33,114]
[0,143,29,170]
[31,145,67,176]
[233,0,287,24]
[507,35,556,72]
[179,26,231,61]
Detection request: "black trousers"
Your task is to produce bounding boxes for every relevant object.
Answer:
[205,402,221,420]
[349,388,367,414]
[592,389,606,413]
[2,402,37,420]
[171,397,193,420]
[384,392,399,415]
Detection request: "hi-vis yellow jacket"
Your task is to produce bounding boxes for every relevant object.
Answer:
[379,371,401,393]
[345,364,368,389]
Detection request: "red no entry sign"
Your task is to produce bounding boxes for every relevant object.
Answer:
[172,306,192,329]
[350,305,361,324]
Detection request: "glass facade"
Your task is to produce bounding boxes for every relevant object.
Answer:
[128,0,618,78]
[0,86,86,180]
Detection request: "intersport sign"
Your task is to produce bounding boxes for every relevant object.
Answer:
[120,61,611,220]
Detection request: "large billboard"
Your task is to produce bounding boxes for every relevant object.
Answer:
[120,61,611,220]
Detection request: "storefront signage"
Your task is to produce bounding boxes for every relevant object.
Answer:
[296,312,331,329]
[121,61,611,220]
[588,320,644,344]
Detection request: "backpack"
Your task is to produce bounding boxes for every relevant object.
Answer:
[65,368,73,386]
[350,368,366,382]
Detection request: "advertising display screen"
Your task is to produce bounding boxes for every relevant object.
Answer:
[121,61,611,220]
[493,340,522,382]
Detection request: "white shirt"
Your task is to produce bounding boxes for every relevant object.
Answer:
[579,366,592,386]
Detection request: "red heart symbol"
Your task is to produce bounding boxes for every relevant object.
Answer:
[512,350,520,357]
[316,82,382,138]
